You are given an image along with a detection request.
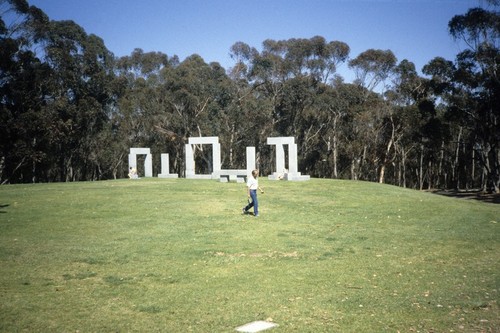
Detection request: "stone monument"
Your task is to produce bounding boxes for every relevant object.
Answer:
[267,137,310,181]
[158,153,178,178]
[128,136,309,181]
[128,148,153,178]
[185,136,221,179]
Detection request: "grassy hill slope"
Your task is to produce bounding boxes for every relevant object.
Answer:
[0,178,498,332]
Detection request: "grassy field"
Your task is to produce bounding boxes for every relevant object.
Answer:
[0,178,498,332]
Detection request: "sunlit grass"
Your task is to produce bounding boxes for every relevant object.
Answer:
[0,178,498,332]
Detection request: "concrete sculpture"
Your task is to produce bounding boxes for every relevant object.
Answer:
[128,136,309,181]
[185,136,220,179]
[267,137,310,181]
[158,153,178,178]
[128,148,153,178]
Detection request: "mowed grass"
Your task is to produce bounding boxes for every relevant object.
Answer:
[0,178,498,332]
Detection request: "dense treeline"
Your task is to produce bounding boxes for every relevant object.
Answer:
[1,0,499,192]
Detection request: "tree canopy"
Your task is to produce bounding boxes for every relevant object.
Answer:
[1,0,499,192]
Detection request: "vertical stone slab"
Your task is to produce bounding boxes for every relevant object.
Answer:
[158,153,178,178]
[144,153,153,177]
[246,146,256,178]
[275,144,285,174]
[288,143,298,173]
[128,154,136,169]
[185,144,195,178]
[212,143,221,178]
[160,154,169,175]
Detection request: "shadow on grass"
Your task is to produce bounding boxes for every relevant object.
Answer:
[0,204,9,213]
[430,190,500,204]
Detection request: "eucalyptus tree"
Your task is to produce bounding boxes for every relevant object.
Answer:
[235,36,351,173]
[447,6,500,192]
[158,55,237,175]
[111,49,170,176]
[39,19,115,181]
[349,49,397,93]
[308,37,350,84]
[0,11,52,183]
[228,41,258,82]
[387,60,428,188]
[2,1,113,182]
[114,50,238,176]
[309,80,367,179]
[418,5,500,192]
[417,57,458,190]
[199,61,239,170]
[249,38,289,138]
[0,1,51,183]
[347,49,398,182]
[114,49,171,147]
[228,42,269,167]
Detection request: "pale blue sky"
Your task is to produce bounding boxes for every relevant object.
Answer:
[28,0,479,81]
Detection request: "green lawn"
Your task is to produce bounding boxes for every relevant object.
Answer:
[0,178,498,332]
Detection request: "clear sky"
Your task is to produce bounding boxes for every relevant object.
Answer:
[28,0,480,82]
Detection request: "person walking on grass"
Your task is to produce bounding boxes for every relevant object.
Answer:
[242,169,264,217]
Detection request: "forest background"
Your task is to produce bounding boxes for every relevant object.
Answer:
[1,0,499,192]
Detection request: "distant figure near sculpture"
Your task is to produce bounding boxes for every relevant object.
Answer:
[277,168,288,180]
[128,167,139,179]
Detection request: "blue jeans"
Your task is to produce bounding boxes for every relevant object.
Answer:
[245,189,258,216]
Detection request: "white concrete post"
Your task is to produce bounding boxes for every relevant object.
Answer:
[246,146,256,178]
[158,153,178,178]
[213,142,221,177]
[185,144,195,178]
[128,154,136,169]
[275,144,285,174]
[144,153,152,177]
[289,143,298,174]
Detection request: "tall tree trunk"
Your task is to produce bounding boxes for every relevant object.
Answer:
[379,165,386,184]
[453,127,462,190]
[350,158,356,180]
[332,115,339,179]
[402,147,407,188]
[428,160,433,190]
[379,116,395,184]
[437,140,444,188]
[229,124,235,168]
[471,147,475,189]
[482,163,489,193]
[378,137,393,184]
[419,144,424,190]
[494,146,500,193]
[360,146,367,180]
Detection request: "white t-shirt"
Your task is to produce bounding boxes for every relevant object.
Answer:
[247,176,258,190]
